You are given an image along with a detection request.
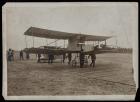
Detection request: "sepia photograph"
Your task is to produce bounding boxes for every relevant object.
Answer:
[2,2,138,100]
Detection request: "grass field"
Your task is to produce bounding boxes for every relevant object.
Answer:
[7,53,136,95]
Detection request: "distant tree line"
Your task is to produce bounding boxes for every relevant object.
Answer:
[114,48,132,53]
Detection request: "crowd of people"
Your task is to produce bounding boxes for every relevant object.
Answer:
[36,50,96,68]
[7,48,96,68]
[7,49,30,62]
[62,49,96,68]
[70,50,96,68]
[37,52,54,63]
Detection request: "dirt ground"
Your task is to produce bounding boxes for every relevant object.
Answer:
[7,53,136,95]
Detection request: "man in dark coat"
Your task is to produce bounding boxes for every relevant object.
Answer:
[68,53,72,64]
[20,50,24,60]
[37,53,41,63]
[90,51,96,68]
[62,53,66,63]
[50,53,54,64]
[48,52,54,64]
[7,49,12,61]
[11,50,14,61]
[80,49,85,68]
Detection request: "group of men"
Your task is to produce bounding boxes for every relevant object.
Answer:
[7,48,96,68]
[67,50,96,68]
[7,49,14,61]
[19,50,30,60]
[80,50,96,68]
[37,52,54,63]
[7,48,30,61]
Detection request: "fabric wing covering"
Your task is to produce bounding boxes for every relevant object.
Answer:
[24,27,111,41]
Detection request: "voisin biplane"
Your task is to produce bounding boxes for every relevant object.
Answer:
[23,27,113,56]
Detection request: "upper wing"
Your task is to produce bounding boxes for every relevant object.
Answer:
[84,35,111,41]
[24,27,111,41]
[24,27,76,39]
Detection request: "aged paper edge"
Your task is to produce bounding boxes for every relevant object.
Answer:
[2,2,138,100]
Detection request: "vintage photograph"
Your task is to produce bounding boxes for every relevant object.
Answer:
[2,2,138,100]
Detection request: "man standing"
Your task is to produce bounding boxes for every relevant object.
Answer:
[20,50,24,60]
[11,50,14,61]
[80,49,85,68]
[37,53,41,63]
[50,53,54,64]
[68,52,72,64]
[62,53,66,63]
[90,51,96,68]
[7,49,12,61]
[48,52,54,64]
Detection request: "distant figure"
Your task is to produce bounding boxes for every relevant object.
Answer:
[48,52,54,64]
[62,53,66,63]
[37,53,41,63]
[26,52,30,60]
[90,51,96,68]
[80,49,85,68]
[11,50,14,61]
[7,49,12,61]
[20,50,24,60]
[68,53,72,64]
[50,53,54,64]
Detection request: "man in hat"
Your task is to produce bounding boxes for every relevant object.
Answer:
[80,49,85,68]
[90,51,96,68]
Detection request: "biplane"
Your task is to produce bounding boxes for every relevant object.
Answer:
[23,27,113,63]
[24,27,112,53]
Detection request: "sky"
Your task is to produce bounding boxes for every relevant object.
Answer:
[3,2,138,50]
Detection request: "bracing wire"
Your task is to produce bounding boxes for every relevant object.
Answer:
[47,39,59,46]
